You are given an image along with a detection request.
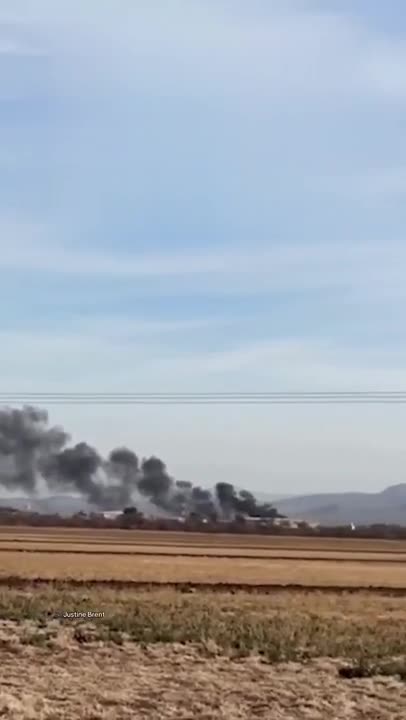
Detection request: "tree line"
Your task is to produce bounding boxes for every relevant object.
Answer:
[0,507,406,539]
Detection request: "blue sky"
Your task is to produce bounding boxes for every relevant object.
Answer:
[1,0,406,495]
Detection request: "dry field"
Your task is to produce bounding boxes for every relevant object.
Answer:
[0,630,405,719]
[0,586,405,718]
[0,527,405,588]
[0,528,405,717]
[1,526,406,552]
[1,550,406,587]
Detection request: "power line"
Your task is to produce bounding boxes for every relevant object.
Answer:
[0,392,405,395]
[1,391,406,404]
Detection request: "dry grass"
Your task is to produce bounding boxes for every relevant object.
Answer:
[0,579,404,717]
[0,584,405,661]
[0,587,405,717]
[0,633,405,719]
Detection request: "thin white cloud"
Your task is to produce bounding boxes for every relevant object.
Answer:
[2,2,406,102]
[1,219,405,302]
[361,43,406,99]
[144,337,406,391]
[0,40,46,56]
[69,314,230,339]
[2,331,406,393]
[0,17,48,57]
[359,168,406,195]
[316,167,406,196]
[79,6,406,102]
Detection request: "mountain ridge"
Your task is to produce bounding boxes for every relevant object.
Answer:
[273,484,406,526]
[1,484,406,525]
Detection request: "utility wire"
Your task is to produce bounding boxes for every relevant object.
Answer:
[1,392,406,404]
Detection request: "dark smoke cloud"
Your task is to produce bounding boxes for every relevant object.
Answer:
[42,442,103,505]
[0,405,281,519]
[107,447,139,499]
[215,482,236,519]
[138,457,172,503]
[215,482,279,520]
[0,406,68,493]
[176,480,192,490]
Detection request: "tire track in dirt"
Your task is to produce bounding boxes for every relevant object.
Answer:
[0,547,405,562]
[2,576,406,595]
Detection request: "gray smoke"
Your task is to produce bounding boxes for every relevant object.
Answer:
[0,405,280,519]
[0,406,68,493]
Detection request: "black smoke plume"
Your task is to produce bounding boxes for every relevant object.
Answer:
[215,483,279,519]
[0,406,281,519]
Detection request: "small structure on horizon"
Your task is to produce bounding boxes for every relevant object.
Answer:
[102,510,123,520]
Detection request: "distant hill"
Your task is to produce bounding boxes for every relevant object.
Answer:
[2,485,406,526]
[274,484,406,526]
[253,492,296,503]
[0,494,163,518]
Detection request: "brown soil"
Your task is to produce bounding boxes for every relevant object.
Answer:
[0,623,404,719]
[1,542,406,563]
[1,550,406,587]
[0,527,405,553]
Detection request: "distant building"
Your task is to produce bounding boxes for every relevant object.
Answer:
[270,517,298,528]
[243,516,275,527]
[0,506,19,514]
[271,517,319,529]
[102,510,123,520]
[244,516,265,522]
